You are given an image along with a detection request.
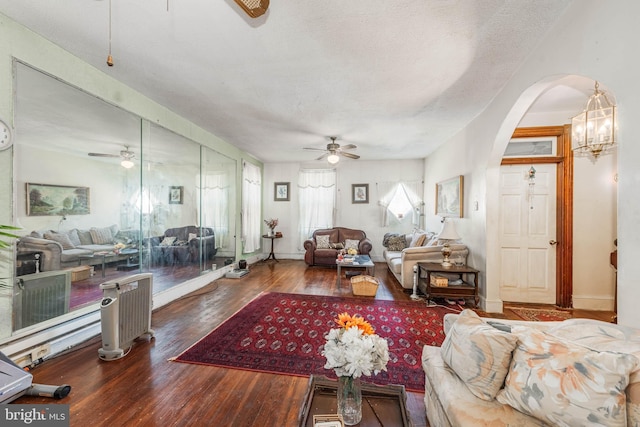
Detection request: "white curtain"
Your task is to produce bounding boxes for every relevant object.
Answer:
[197,170,229,248]
[377,181,396,227]
[402,181,423,227]
[242,161,262,253]
[298,169,336,249]
[377,181,423,227]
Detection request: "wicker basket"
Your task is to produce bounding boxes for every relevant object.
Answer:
[430,275,448,287]
[351,275,379,296]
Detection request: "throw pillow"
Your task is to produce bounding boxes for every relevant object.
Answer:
[409,233,427,247]
[90,226,114,245]
[382,233,399,248]
[315,234,331,249]
[77,229,93,245]
[187,233,197,242]
[159,236,177,247]
[330,242,344,250]
[66,229,82,247]
[43,232,76,250]
[440,309,518,401]
[496,326,638,427]
[386,235,406,251]
[345,239,360,251]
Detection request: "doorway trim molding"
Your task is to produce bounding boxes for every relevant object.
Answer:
[501,125,573,307]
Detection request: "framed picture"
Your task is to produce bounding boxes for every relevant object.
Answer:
[169,186,184,204]
[274,182,290,201]
[352,184,369,204]
[26,183,90,216]
[436,176,463,218]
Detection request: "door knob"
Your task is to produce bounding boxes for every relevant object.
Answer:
[549,240,558,245]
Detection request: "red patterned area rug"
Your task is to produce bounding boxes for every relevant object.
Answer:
[510,307,571,322]
[171,292,453,392]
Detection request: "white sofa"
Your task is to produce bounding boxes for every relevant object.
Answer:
[422,310,640,427]
[382,231,468,289]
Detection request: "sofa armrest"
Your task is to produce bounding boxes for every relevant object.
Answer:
[303,239,316,251]
[443,313,563,335]
[358,238,373,255]
[17,236,63,271]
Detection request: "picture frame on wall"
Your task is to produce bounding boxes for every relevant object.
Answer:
[26,183,90,216]
[435,176,463,217]
[274,182,290,201]
[169,186,184,204]
[352,184,369,204]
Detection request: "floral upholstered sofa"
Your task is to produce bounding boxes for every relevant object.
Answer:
[422,310,640,427]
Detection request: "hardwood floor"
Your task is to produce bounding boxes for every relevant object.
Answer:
[14,260,615,426]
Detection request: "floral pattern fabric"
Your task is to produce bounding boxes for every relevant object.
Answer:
[496,326,638,427]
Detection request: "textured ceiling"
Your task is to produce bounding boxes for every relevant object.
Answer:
[0,0,580,163]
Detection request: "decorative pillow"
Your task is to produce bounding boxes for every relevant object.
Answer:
[187,233,197,242]
[77,229,93,245]
[440,309,518,401]
[43,232,75,250]
[330,242,344,250]
[409,233,427,247]
[66,229,82,246]
[90,227,114,245]
[386,235,406,251]
[315,234,331,249]
[496,326,638,427]
[345,239,360,251]
[159,236,177,247]
[382,233,399,247]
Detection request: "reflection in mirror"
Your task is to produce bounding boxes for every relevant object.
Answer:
[13,63,142,335]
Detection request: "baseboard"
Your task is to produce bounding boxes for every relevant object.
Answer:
[483,297,504,314]
[572,295,614,311]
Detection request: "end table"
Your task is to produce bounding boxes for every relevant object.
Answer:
[262,234,282,262]
[417,262,479,307]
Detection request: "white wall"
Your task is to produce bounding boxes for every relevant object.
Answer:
[263,159,425,261]
[424,0,639,326]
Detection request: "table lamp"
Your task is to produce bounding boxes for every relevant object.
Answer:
[438,219,460,267]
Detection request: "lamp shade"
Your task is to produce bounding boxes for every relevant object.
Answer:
[438,219,460,241]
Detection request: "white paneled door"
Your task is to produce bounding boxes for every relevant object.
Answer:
[499,164,557,304]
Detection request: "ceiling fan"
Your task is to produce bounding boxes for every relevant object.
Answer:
[88,145,135,168]
[304,136,360,164]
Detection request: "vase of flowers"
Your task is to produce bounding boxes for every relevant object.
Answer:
[322,313,389,425]
[264,218,278,236]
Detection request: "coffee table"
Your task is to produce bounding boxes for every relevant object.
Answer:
[336,255,375,289]
[298,376,410,427]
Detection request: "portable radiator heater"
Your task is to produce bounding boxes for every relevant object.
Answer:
[98,273,154,361]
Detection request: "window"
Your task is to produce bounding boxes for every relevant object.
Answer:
[298,169,336,248]
[242,161,262,253]
[379,182,423,226]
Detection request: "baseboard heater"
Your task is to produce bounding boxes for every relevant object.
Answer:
[98,273,155,361]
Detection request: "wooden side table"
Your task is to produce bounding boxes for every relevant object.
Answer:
[417,262,479,307]
[262,234,282,262]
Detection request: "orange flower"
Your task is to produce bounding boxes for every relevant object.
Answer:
[335,312,375,335]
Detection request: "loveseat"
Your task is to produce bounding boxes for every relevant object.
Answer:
[382,231,468,289]
[422,310,640,427]
[147,226,216,266]
[303,227,372,267]
[17,225,137,271]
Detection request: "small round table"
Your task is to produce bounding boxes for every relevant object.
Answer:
[262,234,282,261]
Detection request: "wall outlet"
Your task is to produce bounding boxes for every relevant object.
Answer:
[12,343,51,368]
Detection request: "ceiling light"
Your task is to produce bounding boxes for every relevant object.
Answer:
[571,81,617,159]
[121,159,134,169]
[327,153,340,164]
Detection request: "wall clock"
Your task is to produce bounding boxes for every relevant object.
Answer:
[0,118,12,151]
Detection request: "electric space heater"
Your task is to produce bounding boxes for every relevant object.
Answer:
[98,273,154,361]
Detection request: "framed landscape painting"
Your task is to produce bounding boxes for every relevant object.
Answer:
[435,176,463,217]
[27,183,90,216]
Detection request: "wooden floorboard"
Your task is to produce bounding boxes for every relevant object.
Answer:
[13,260,615,426]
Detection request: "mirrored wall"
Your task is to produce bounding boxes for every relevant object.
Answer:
[10,63,236,336]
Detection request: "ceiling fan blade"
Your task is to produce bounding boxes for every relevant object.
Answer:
[88,153,119,158]
[340,144,357,150]
[340,152,360,159]
[315,153,328,161]
[303,147,326,151]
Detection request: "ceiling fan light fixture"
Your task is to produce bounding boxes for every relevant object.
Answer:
[327,153,340,164]
[120,159,134,169]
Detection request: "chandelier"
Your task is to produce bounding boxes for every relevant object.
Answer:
[571,81,617,159]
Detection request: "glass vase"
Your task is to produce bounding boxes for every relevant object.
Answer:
[337,376,362,425]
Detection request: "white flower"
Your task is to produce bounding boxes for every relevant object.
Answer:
[321,313,389,380]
